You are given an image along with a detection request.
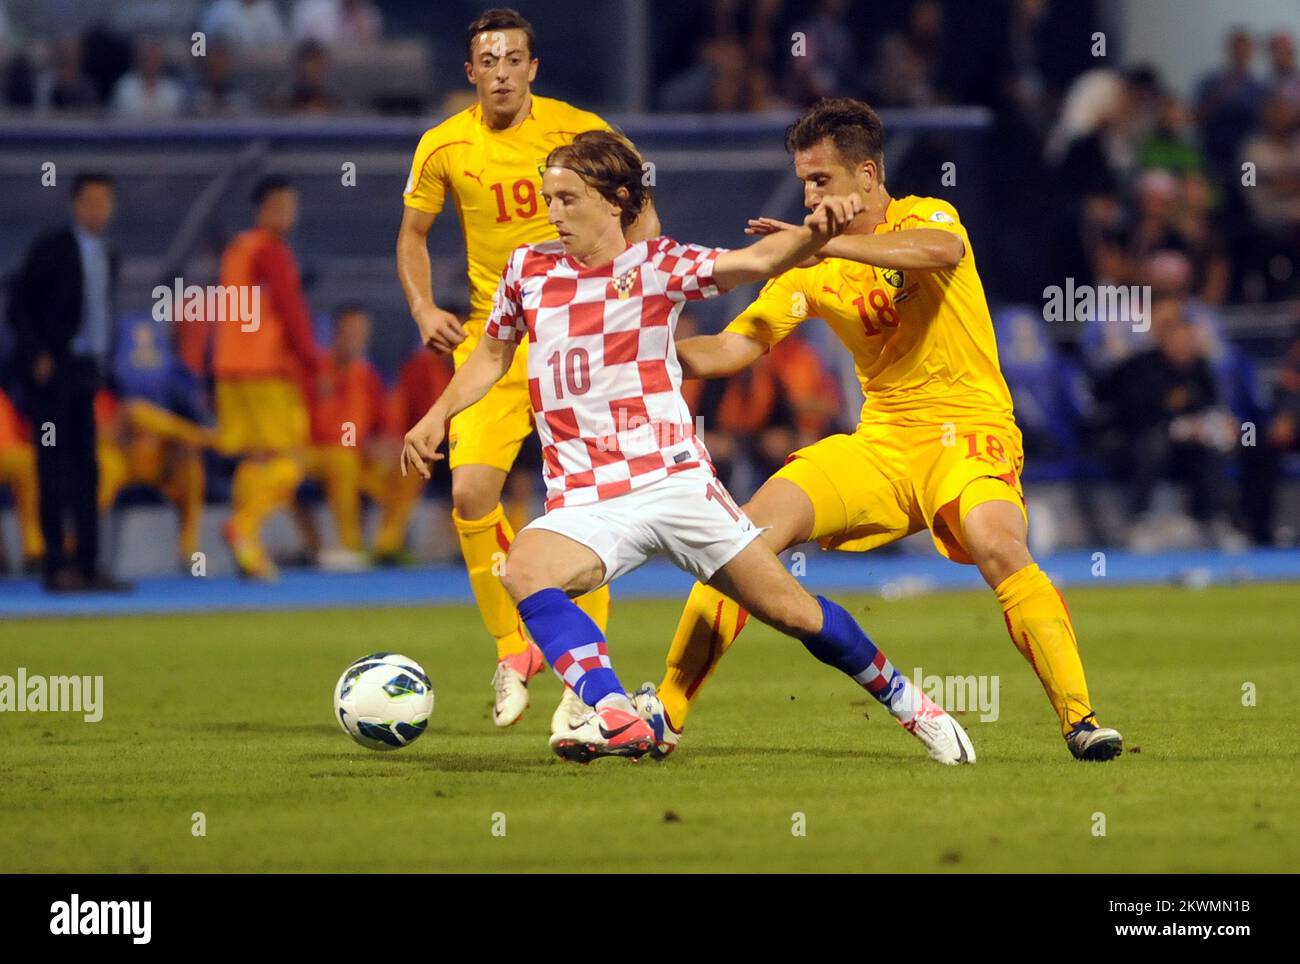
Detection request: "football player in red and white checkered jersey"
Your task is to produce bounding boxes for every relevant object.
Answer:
[483,234,723,510]
[402,131,976,767]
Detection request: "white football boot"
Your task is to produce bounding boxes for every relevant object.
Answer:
[491,642,545,727]
[549,697,656,764]
[549,685,587,734]
[630,682,681,759]
[898,689,976,765]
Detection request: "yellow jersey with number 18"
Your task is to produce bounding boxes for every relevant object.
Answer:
[402,95,610,327]
[727,195,1014,427]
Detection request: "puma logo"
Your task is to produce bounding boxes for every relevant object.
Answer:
[463,168,486,186]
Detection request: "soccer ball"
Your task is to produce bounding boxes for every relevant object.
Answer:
[334,652,434,751]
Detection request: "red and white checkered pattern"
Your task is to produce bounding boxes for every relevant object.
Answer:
[551,641,612,690]
[486,236,727,508]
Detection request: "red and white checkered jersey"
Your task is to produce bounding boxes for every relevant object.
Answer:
[485,235,728,508]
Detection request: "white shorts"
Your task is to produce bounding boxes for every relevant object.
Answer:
[522,467,762,586]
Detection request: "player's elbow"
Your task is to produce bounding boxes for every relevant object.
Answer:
[929,235,964,270]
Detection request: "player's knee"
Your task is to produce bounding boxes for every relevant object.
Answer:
[972,533,1032,585]
[450,478,497,521]
[498,551,537,602]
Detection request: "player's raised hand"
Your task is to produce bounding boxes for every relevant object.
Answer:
[414,304,466,354]
[805,193,863,241]
[401,410,447,479]
[744,216,799,236]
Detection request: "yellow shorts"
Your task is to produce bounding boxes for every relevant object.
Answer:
[448,330,533,473]
[774,418,1026,564]
[215,378,308,455]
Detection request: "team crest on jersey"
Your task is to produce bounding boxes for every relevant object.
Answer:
[882,268,906,289]
[609,268,639,300]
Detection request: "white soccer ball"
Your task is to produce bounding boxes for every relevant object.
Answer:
[334,652,434,751]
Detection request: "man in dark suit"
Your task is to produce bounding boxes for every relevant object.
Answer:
[9,172,129,591]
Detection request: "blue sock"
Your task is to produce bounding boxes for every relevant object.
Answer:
[517,588,624,707]
[802,596,913,717]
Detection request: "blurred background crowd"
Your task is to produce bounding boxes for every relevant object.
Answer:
[1,0,1298,585]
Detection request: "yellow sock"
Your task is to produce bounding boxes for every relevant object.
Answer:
[453,504,529,660]
[658,582,749,728]
[234,456,304,538]
[162,453,204,558]
[995,563,1097,737]
[574,584,611,633]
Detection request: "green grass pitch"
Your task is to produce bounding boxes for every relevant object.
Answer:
[1,584,1296,872]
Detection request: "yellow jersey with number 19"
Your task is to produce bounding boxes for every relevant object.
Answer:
[402,95,610,328]
[726,195,1014,427]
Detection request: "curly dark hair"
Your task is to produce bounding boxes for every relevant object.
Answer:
[545,130,650,229]
[785,97,887,180]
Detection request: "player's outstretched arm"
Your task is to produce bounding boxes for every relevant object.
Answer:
[676,330,766,379]
[401,337,516,478]
[747,216,964,271]
[396,206,466,354]
[714,193,861,290]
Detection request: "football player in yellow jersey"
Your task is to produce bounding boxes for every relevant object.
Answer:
[395,8,659,728]
[633,98,1123,762]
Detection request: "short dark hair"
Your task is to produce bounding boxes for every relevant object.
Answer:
[545,130,649,230]
[72,172,113,199]
[785,97,887,179]
[251,174,293,208]
[466,8,536,61]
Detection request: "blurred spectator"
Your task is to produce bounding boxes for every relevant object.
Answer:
[81,24,133,105]
[199,0,287,48]
[1139,90,1206,179]
[870,0,946,107]
[997,0,1053,133]
[1128,169,1229,305]
[96,317,212,571]
[659,32,749,113]
[1046,69,1126,195]
[8,173,127,591]
[1101,299,1245,550]
[369,344,454,565]
[291,0,382,48]
[1267,332,1300,454]
[696,331,838,494]
[278,40,340,114]
[658,0,782,113]
[784,0,854,106]
[1266,31,1300,107]
[35,36,99,112]
[1237,92,1300,299]
[1194,28,1268,179]
[212,175,323,582]
[110,37,185,119]
[189,38,250,116]
[1238,325,1300,545]
[0,388,44,576]
[294,305,385,570]
[1237,93,1300,232]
